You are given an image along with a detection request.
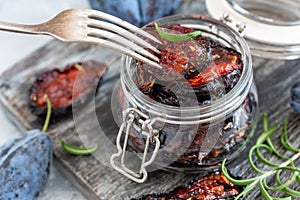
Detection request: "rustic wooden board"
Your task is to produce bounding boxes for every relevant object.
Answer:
[0,1,300,199]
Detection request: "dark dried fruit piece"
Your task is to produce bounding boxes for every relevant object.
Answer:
[135,24,243,106]
[28,60,108,115]
[133,171,242,200]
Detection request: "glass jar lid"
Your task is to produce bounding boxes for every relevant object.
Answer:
[206,0,300,60]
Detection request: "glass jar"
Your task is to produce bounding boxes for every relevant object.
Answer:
[206,0,300,60]
[110,14,258,183]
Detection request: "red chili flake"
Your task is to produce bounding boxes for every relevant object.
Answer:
[28,60,108,115]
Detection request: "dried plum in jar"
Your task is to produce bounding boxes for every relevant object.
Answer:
[134,24,243,106]
[115,15,258,178]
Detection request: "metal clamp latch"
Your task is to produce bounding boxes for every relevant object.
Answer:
[220,12,246,36]
[110,108,160,183]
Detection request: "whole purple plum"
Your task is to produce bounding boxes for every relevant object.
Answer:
[0,130,52,199]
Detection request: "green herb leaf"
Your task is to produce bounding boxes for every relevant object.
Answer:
[221,159,258,186]
[260,179,273,200]
[255,144,280,167]
[282,187,300,197]
[234,179,259,200]
[262,114,286,159]
[269,168,297,191]
[280,119,300,152]
[42,95,51,133]
[256,124,280,145]
[61,139,98,156]
[222,114,300,200]
[296,174,300,184]
[154,23,201,42]
[248,144,274,174]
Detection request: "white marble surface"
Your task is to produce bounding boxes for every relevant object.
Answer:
[0,1,91,199]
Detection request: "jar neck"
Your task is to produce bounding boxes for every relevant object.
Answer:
[121,15,253,123]
[227,0,300,26]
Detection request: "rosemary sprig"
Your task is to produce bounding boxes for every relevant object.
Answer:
[61,139,98,156]
[222,113,300,200]
[42,94,98,156]
[154,23,201,42]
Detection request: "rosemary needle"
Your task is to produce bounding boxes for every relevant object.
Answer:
[61,139,98,156]
[222,113,300,200]
[42,91,98,156]
[154,23,201,42]
[42,95,51,133]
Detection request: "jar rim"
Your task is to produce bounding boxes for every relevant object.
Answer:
[121,14,253,121]
[226,0,300,26]
[206,0,300,60]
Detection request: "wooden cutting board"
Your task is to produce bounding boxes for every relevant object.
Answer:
[0,1,300,199]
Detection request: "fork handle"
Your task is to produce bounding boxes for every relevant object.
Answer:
[0,21,45,35]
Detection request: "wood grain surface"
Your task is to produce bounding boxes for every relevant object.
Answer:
[0,1,300,199]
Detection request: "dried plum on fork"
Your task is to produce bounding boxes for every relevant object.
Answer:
[28,60,108,115]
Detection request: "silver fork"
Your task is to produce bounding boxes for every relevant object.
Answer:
[0,8,162,69]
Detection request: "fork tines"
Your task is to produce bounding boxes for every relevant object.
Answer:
[80,9,162,69]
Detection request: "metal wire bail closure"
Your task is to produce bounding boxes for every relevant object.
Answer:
[219,12,246,36]
[110,107,160,183]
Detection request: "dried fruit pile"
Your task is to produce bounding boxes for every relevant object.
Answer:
[135,24,243,106]
[127,24,257,168]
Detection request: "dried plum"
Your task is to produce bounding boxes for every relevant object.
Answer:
[126,24,257,169]
[28,60,108,115]
[132,171,243,200]
[134,24,243,107]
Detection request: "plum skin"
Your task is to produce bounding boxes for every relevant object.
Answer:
[0,130,52,199]
[290,82,300,113]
